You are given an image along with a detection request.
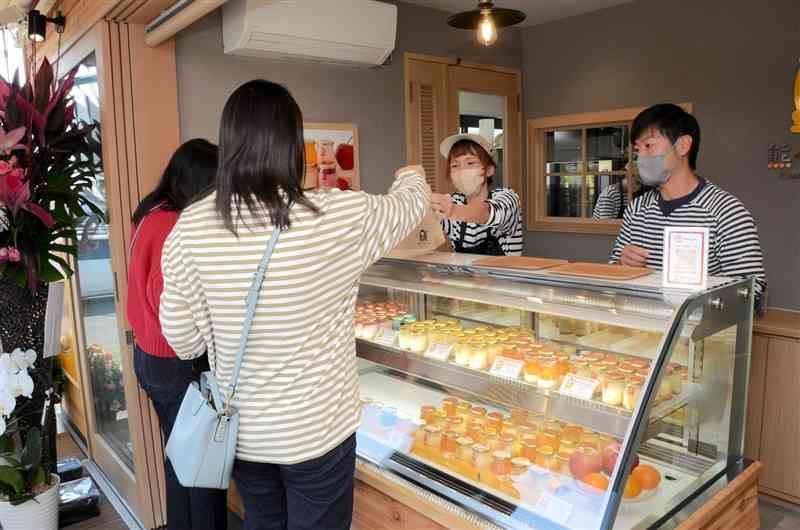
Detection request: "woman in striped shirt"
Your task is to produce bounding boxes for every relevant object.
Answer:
[159,80,430,530]
[430,134,524,256]
[610,103,767,313]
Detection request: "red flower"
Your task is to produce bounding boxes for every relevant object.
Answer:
[0,158,55,227]
[0,247,21,263]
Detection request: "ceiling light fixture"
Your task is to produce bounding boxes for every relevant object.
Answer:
[447,1,526,47]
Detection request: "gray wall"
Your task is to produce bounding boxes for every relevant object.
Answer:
[176,1,521,194]
[521,0,800,310]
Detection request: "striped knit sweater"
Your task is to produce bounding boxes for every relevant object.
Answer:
[159,168,430,464]
[610,178,766,302]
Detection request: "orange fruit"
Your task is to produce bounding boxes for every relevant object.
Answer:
[632,464,661,490]
[623,475,642,499]
[581,472,609,493]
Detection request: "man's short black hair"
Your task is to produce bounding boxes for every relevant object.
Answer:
[631,104,701,170]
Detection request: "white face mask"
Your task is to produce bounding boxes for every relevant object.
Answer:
[452,168,485,196]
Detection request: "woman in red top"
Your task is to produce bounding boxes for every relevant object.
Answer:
[126,139,226,530]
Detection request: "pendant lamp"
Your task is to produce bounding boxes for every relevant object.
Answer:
[447,1,526,47]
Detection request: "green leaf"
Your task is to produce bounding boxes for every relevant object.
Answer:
[28,465,45,488]
[20,428,41,469]
[0,436,13,453]
[0,466,24,494]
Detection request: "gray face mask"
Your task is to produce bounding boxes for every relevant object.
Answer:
[636,144,678,187]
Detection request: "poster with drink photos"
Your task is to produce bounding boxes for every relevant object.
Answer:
[303,123,360,191]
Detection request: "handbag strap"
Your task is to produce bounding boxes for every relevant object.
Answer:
[224,226,282,408]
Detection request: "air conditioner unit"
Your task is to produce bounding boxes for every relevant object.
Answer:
[222,0,397,67]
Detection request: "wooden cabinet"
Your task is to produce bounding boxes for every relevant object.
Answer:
[747,309,800,505]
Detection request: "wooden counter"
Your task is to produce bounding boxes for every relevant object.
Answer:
[754,308,800,340]
[747,308,800,506]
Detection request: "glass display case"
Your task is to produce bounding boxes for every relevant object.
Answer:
[353,253,754,530]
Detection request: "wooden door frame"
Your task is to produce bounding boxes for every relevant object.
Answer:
[42,17,178,529]
[403,52,523,198]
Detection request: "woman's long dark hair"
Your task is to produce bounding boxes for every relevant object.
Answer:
[216,79,318,234]
[132,138,218,225]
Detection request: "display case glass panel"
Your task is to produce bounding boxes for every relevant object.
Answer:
[354,255,753,530]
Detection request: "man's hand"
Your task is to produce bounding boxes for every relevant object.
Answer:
[620,245,650,267]
[431,193,454,219]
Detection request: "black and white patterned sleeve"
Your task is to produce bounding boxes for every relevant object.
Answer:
[485,188,521,235]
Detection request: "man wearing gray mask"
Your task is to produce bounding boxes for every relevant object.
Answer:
[609,103,767,314]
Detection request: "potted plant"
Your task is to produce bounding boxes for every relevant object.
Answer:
[0,348,59,530]
[0,58,103,475]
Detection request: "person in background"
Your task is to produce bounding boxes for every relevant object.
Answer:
[610,103,767,314]
[126,139,227,530]
[430,133,523,256]
[159,80,430,530]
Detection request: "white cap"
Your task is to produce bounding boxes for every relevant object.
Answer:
[439,133,494,159]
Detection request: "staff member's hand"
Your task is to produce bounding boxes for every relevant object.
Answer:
[431,193,454,218]
[620,245,650,267]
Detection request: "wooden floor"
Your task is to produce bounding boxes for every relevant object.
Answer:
[57,433,130,530]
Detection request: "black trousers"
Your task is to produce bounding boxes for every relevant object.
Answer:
[232,434,356,530]
[133,345,228,530]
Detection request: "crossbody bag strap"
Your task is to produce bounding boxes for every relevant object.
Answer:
[224,226,281,409]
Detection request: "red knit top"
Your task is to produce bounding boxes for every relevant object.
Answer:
[125,208,179,358]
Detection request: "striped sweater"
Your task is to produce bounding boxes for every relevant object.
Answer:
[610,179,766,302]
[441,188,524,255]
[159,169,430,464]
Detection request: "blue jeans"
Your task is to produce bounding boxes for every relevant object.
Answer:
[133,345,227,530]
[232,434,356,530]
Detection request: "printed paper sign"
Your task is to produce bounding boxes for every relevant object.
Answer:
[375,329,398,347]
[663,226,709,290]
[559,374,600,401]
[424,343,453,362]
[534,491,573,526]
[489,356,525,379]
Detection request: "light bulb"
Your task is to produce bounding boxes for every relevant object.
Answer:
[477,13,497,46]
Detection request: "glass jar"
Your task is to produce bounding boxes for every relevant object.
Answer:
[510,408,528,425]
[485,431,501,452]
[442,431,459,454]
[409,328,429,354]
[456,401,472,419]
[434,410,448,429]
[498,433,515,453]
[580,432,601,450]
[536,431,559,452]
[602,371,626,406]
[420,405,436,424]
[502,419,518,437]
[522,438,538,461]
[491,451,512,477]
[538,360,560,390]
[561,425,583,444]
[535,445,555,468]
[469,343,491,370]
[511,457,531,475]
[516,424,536,442]
[624,375,645,411]
[555,454,570,474]
[424,425,442,449]
[442,397,459,417]
[486,411,504,432]
[467,421,483,443]
[470,406,487,425]
[523,358,541,384]
[473,444,493,470]
[573,360,591,379]
[558,439,577,459]
[398,326,414,350]
[457,437,474,462]
[446,416,466,435]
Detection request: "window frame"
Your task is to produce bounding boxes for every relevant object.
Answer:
[527,103,693,234]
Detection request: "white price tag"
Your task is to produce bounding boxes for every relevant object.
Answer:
[559,374,600,401]
[489,356,524,379]
[424,343,453,362]
[375,329,398,347]
[663,226,709,290]
[534,491,573,526]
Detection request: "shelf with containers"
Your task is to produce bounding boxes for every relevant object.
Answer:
[352,253,756,530]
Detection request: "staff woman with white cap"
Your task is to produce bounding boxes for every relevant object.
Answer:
[431,133,523,256]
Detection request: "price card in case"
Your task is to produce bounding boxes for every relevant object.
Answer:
[489,356,525,379]
[424,343,453,362]
[375,329,398,347]
[559,374,600,401]
[534,492,573,526]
